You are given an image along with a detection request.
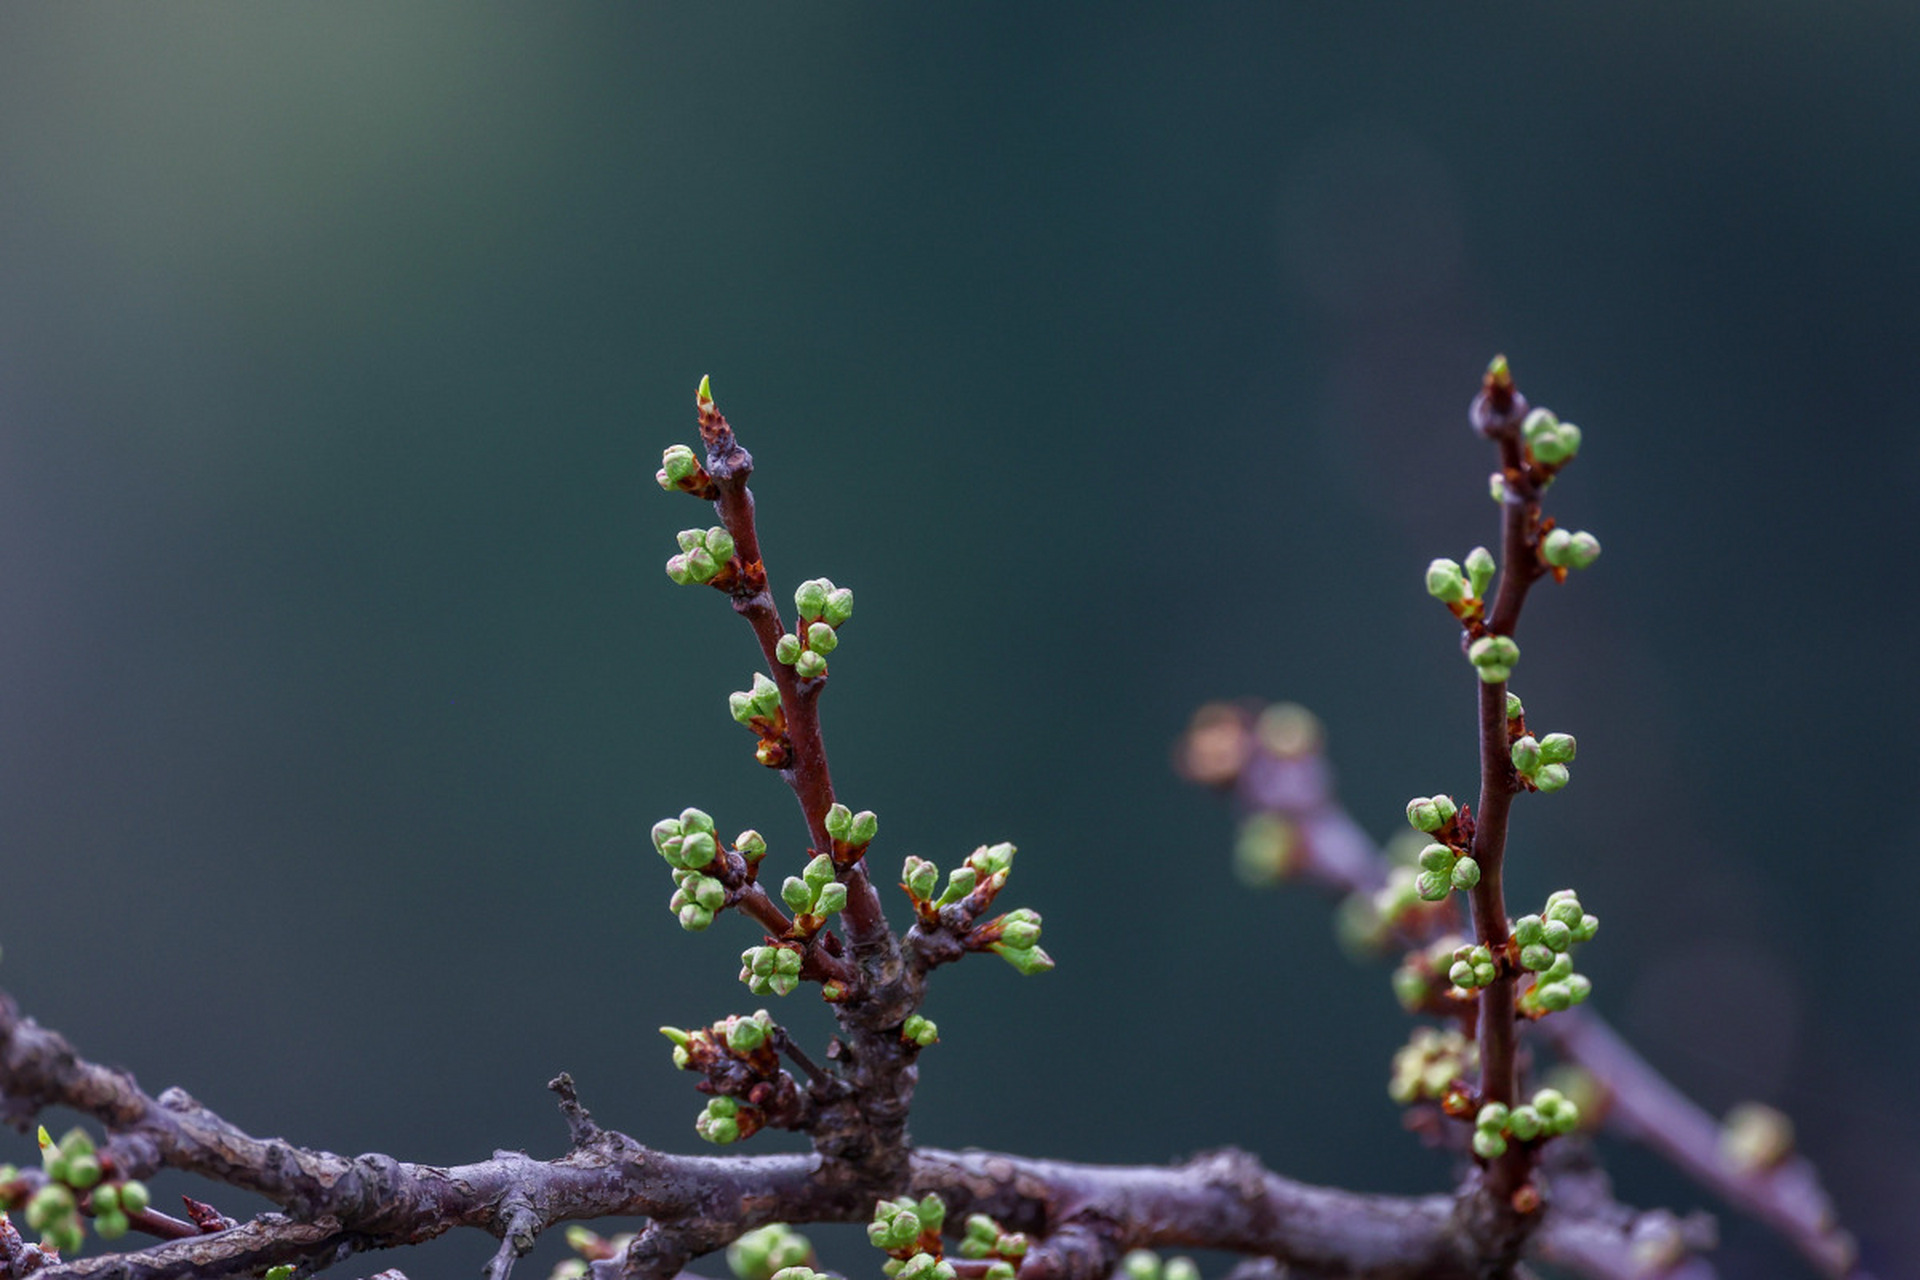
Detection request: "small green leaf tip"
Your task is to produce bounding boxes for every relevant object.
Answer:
[697,374,713,407]
[1426,558,1469,604]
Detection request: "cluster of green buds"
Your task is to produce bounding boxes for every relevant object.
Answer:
[1540,526,1601,573]
[868,1194,946,1258]
[1468,633,1520,684]
[696,1094,761,1145]
[1522,407,1583,468]
[902,842,1015,915]
[656,439,713,496]
[1414,841,1480,902]
[15,1127,150,1253]
[823,802,879,863]
[669,868,726,932]
[981,908,1050,973]
[652,807,724,871]
[739,943,805,997]
[1447,942,1498,991]
[1510,727,1577,793]
[729,673,790,767]
[1388,1026,1478,1105]
[1513,889,1599,1015]
[773,578,853,680]
[781,854,849,928]
[1425,546,1496,622]
[1120,1250,1199,1280]
[659,1011,778,1071]
[957,1211,1029,1265]
[728,1223,815,1280]
[900,1014,939,1047]
[1472,1087,1582,1159]
[665,525,738,587]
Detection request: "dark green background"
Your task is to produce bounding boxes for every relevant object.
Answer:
[1,6,1913,1277]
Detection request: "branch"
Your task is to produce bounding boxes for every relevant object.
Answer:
[1174,703,1872,1280]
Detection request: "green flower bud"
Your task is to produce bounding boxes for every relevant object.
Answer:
[1426,558,1469,604]
[652,817,684,851]
[775,634,802,665]
[1513,914,1544,946]
[823,588,854,627]
[662,444,699,483]
[1414,870,1450,902]
[984,1265,1017,1280]
[91,1185,119,1215]
[1469,635,1520,679]
[938,866,978,906]
[1476,1102,1510,1132]
[795,579,831,623]
[1538,733,1576,764]
[64,1155,100,1189]
[1417,843,1456,874]
[1572,913,1600,943]
[681,831,718,869]
[990,943,1055,975]
[677,529,705,553]
[1472,1129,1508,1160]
[678,903,714,931]
[726,1018,769,1054]
[902,1014,939,1047]
[665,554,695,585]
[1121,1251,1158,1280]
[903,856,939,900]
[729,690,759,725]
[1448,960,1476,988]
[1541,952,1575,983]
[695,876,726,912]
[1546,895,1584,927]
[916,1195,947,1235]
[1164,1260,1199,1280]
[1565,973,1593,1004]
[94,1210,129,1240]
[823,804,853,842]
[1406,797,1445,833]
[1541,528,1575,569]
[815,883,850,917]
[1510,735,1541,774]
[972,842,1016,875]
[1508,1106,1542,1141]
[1540,918,1572,951]
[1450,856,1481,890]
[680,808,715,835]
[849,810,879,846]
[1431,794,1459,823]
[800,853,833,889]
[1568,531,1601,569]
[735,830,768,861]
[1532,762,1570,792]
[685,547,719,583]
[800,621,837,657]
[1465,546,1496,598]
[1506,691,1524,720]
[1490,471,1510,503]
[1536,982,1573,1011]
[707,526,736,563]
[700,1115,739,1145]
[782,877,815,913]
[794,650,827,679]
[1391,963,1429,1011]
[999,908,1042,949]
[1519,943,1555,972]
[24,1185,72,1232]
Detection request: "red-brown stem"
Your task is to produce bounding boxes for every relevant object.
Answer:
[1467,378,1544,1210]
[694,398,891,961]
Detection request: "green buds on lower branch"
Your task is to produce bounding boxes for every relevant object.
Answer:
[670,868,727,931]
[1405,793,1460,835]
[656,443,715,496]
[740,943,805,996]
[1415,842,1479,901]
[1522,408,1583,468]
[1121,1254,1198,1280]
[1472,1085,1582,1159]
[1468,634,1519,684]
[696,1095,746,1145]
[869,1195,946,1256]
[901,1014,939,1047]
[959,1212,1029,1262]
[666,526,738,586]
[728,1224,815,1280]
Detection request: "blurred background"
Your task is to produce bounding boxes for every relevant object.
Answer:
[1,5,1914,1277]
